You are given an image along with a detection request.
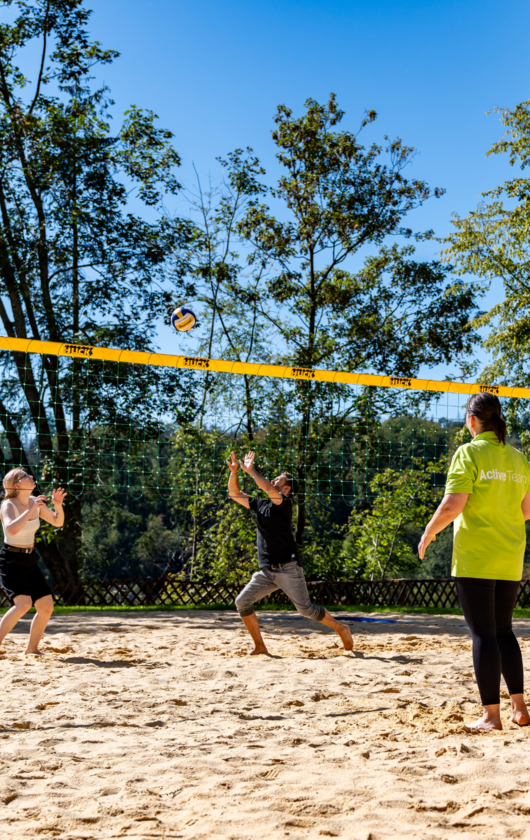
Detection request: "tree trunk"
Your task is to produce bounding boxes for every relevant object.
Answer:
[295,386,312,545]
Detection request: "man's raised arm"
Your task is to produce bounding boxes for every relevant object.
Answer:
[239,451,283,505]
[227,452,250,509]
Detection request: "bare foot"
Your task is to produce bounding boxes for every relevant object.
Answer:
[24,649,47,656]
[509,694,530,726]
[465,715,502,731]
[337,624,354,651]
[249,645,269,656]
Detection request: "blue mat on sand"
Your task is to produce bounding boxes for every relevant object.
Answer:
[218,614,530,630]
[259,615,396,624]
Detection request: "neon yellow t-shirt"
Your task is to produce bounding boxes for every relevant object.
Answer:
[446,431,530,580]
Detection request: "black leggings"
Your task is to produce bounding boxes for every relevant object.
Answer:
[457,578,524,706]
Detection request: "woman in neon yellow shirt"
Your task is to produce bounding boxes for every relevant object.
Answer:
[419,392,530,730]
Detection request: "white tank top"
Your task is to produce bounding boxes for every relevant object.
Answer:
[1,502,41,546]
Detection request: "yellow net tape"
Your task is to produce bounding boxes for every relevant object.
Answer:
[0,335,527,399]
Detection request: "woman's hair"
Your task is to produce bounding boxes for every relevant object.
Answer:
[3,468,29,499]
[466,392,507,445]
[282,472,299,497]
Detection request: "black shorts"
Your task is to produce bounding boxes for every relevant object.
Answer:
[0,545,52,605]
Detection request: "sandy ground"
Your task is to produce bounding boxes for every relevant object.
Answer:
[1,610,530,840]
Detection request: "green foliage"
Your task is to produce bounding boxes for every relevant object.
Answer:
[0,10,476,586]
[232,94,479,544]
[237,94,478,377]
[299,531,351,581]
[345,460,445,579]
[420,526,453,579]
[133,516,182,576]
[80,503,143,578]
[443,99,530,394]
[193,500,257,585]
[0,0,196,586]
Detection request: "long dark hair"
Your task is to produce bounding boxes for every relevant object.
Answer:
[466,392,507,445]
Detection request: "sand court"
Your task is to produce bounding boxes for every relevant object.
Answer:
[1,609,530,839]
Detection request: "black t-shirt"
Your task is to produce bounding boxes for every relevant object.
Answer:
[248,495,300,568]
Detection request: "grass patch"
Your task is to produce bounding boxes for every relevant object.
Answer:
[3,602,530,619]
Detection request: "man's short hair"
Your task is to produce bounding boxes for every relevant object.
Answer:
[282,472,299,496]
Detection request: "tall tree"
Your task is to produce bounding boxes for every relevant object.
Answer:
[443,99,530,396]
[0,0,195,588]
[234,95,479,543]
[183,150,272,438]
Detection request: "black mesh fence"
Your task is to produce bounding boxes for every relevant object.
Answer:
[3,577,530,610]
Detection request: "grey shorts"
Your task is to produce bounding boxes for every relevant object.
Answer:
[235,562,326,622]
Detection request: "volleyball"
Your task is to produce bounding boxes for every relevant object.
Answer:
[171,306,197,332]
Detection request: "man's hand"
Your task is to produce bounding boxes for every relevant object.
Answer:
[227,452,239,474]
[239,451,255,475]
[227,452,250,509]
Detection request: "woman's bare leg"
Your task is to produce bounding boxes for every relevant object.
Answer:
[0,594,32,650]
[25,595,53,655]
[466,703,502,730]
[510,693,530,726]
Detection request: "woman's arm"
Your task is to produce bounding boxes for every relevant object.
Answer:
[38,488,67,528]
[418,492,469,560]
[521,493,530,521]
[1,496,47,535]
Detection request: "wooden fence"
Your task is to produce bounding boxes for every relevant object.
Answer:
[3,576,530,610]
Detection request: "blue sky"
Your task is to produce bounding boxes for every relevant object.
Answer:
[83,0,529,373]
[11,0,530,374]
[85,0,529,225]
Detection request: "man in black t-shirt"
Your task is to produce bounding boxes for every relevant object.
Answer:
[228,451,353,656]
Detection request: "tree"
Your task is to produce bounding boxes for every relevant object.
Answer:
[345,460,444,579]
[443,99,530,394]
[181,150,275,439]
[234,95,479,544]
[193,500,258,586]
[0,0,195,589]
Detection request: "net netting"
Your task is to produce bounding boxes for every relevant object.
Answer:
[1,337,524,507]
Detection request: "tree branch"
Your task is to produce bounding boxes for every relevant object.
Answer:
[28,5,50,117]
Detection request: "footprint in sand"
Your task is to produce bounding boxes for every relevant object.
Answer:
[258,768,281,780]
[285,818,315,828]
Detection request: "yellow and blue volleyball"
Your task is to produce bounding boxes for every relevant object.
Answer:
[171,306,196,332]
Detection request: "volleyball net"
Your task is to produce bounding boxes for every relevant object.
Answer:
[0,335,526,503]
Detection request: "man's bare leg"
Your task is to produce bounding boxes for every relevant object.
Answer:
[320,611,353,651]
[241,612,268,655]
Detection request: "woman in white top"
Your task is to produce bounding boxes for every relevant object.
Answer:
[0,468,66,655]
